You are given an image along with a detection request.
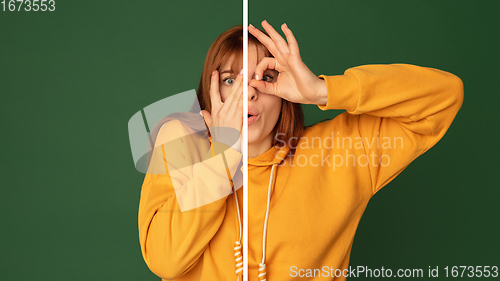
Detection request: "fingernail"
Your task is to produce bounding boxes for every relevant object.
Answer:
[212,70,217,76]
[255,74,260,81]
[199,111,203,116]
[239,68,244,75]
[283,23,288,28]
[249,24,254,29]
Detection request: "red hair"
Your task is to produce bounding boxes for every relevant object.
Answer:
[197,25,304,152]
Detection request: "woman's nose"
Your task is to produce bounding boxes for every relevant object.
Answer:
[248,85,258,101]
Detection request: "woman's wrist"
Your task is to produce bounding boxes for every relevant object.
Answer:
[314,77,328,106]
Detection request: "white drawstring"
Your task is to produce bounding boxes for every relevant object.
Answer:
[233,184,242,243]
[210,137,244,280]
[233,184,243,280]
[258,163,277,281]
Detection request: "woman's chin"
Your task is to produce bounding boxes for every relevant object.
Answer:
[247,136,258,145]
[247,130,262,146]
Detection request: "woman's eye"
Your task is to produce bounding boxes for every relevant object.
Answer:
[262,74,275,83]
[223,77,235,86]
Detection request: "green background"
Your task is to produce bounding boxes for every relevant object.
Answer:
[1,0,498,280]
[0,0,241,280]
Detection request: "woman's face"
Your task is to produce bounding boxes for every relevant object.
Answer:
[217,43,282,145]
[247,44,282,145]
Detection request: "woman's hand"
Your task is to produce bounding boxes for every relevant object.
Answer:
[249,21,327,105]
[200,69,244,150]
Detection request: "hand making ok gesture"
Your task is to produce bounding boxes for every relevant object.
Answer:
[248,20,327,105]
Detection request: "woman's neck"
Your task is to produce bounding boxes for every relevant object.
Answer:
[248,133,274,158]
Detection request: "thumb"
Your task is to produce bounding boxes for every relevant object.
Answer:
[250,79,277,96]
[200,110,212,127]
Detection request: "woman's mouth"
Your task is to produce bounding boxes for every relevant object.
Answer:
[248,114,259,126]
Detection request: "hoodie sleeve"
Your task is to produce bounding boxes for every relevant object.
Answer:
[318,63,463,195]
[138,120,242,279]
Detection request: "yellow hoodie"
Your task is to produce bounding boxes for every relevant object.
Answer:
[138,63,463,281]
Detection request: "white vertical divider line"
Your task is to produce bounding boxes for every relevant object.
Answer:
[242,0,249,280]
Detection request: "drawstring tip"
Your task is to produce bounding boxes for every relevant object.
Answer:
[235,241,243,279]
[258,262,267,281]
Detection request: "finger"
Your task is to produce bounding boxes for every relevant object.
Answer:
[230,84,244,126]
[228,74,244,113]
[231,69,244,96]
[261,20,290,54]
[253,57,276,82]
[209,70,223,113]
[249,78,278,96]
[221,69,243,108]
[200,110,212,128]
[234,72,244,107]
[225,80,243,119]
[236,89,243,107]
[218,70,243,120]
[229,70,244,103]
[281,23,300,56]
[248,24,280,57]
[235,93,243,126]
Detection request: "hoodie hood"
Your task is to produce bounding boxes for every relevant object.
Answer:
[208,133,290,167]
[248,144,290,167]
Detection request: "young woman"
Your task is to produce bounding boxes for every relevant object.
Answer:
[138,25,247,281]
[138,22,463,281]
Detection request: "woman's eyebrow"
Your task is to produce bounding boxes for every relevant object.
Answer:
[219,69,232,74]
